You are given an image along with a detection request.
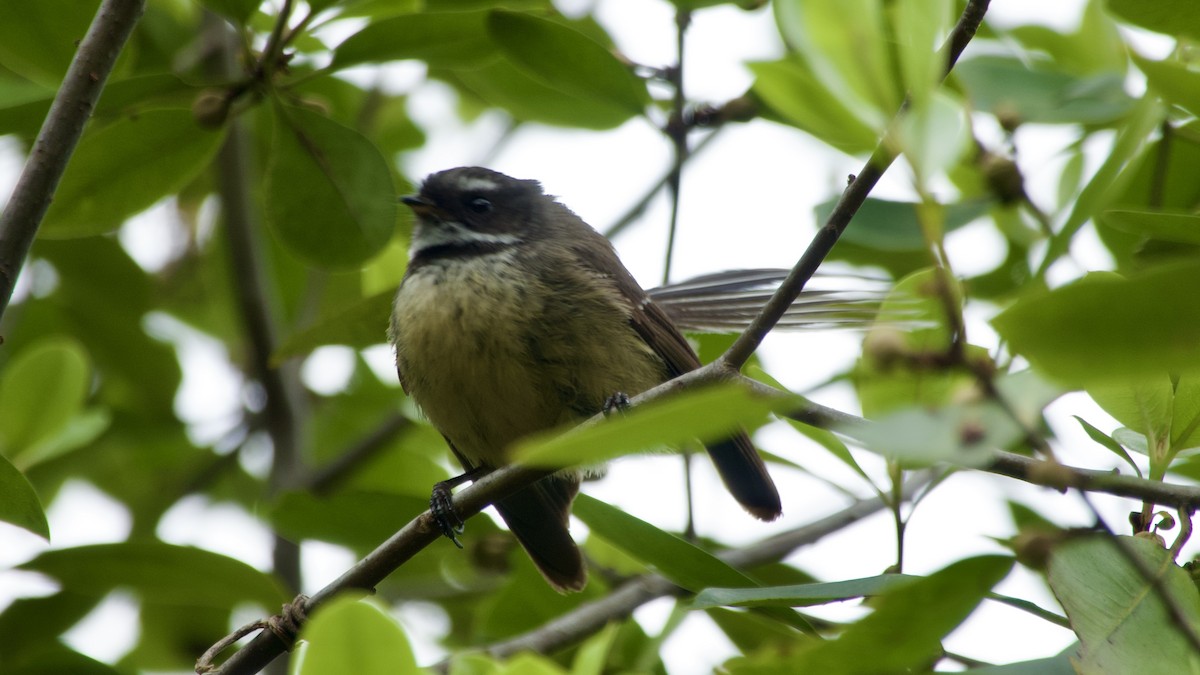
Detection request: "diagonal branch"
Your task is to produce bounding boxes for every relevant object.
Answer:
[0,0,146,320]
[719,0,991,370]
[467,473,932,664]
[207,462,557,674]
[202,359,1200,673]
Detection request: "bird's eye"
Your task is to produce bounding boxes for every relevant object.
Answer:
[467,197,492,213]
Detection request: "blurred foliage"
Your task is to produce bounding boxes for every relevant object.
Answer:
[2,0,1200,673]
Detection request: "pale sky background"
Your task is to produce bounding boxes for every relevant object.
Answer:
[0,0,1186,672]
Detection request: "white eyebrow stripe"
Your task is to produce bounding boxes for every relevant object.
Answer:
[455,176,501,193]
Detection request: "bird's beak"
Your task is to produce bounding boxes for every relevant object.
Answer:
[401,194,431,209]
[401,195,445,220]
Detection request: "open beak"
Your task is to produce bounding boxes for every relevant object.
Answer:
[401,195,447,221]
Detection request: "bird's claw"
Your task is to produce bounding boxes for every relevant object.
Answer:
[603,392,631,417]
[431,482,465,549]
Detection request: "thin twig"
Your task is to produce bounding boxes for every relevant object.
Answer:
[718,0,991,370]
[258,0,294,80]
[736,375,1200,509]
[661,7,691,284]
[0,0,146,319]
[208,16,307,602]
[601,129,721,240]
[307,414,411,495]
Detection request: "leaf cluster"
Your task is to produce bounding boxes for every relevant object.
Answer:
[3,0,1200,674]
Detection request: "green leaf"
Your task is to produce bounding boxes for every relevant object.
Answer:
[1087,376,1172,460]
[851,372,1060,466]
[969,651,1079,675]
[573,494,815,634]
[1073,415,1140,476]
[0,336,90,458]
[274,290,394,363]
[954,56,1133,125]
[1047,535,1200,673]
[196,0,262,24]
[894,91,969,183]
[1105,0,1200,40]
[264,105,397,269]
[0,0,98,86]
[40,109,225,238]
[20,408,111,467]
[573,494,754,592]
[332,11,496,70]
[294,596,420,675]
[748,57,879,153]
[0,592,100,665]
[271,490,429,551]
[993,263,1200,385]
[695,574,915,609]
[766,556,1014,674]
[1037,93,1162,275]
[20,542,288,608]
[4,644,122,675]
[450,57,633,130]
[706,607,804,655]
[773,0,898,123]
[1172,375,1200,451]
[511,383,787,468]
[570,622,619,675]
[749,365,872,485]
[486,11,648,114]
[890,0,952,107]
[1102,209,1200,246]
[1133,54,1200,118]
[815,198,988,252]
[0,455,49,539]
[1009,1,1126,77]
[853,269,972,417]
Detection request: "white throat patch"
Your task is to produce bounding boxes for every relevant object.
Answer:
[410,218,522,259]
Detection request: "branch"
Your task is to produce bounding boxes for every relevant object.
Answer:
[601,129,721,240]
[472,474,931,662]
[661,7,691,284]
[306,414,411,495]
[207,16,307,598]
[207,462,557,675]
[0,0,146,319]
[738,376,1200,509]
[718,0,991,369]
[201,353,1200,673]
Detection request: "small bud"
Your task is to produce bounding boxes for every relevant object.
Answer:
[979,151,1025,205]
[192,89,231,129]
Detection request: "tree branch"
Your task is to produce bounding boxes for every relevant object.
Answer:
[207,462,557,674]
[0,0,146,320]
[741,376,1200,509]
[718,0,991,369]
[202,355,1200,673]
[471,474,931,663]
[207,15,307,607]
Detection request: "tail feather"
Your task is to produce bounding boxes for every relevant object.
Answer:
[705,431,782,521]
[493,475,587,592]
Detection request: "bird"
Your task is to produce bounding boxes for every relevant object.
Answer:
[390,166,781,592]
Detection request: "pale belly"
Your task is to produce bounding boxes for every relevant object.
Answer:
[391,253,664,467]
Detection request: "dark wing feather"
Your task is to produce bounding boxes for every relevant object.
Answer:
[570,232,782,521]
